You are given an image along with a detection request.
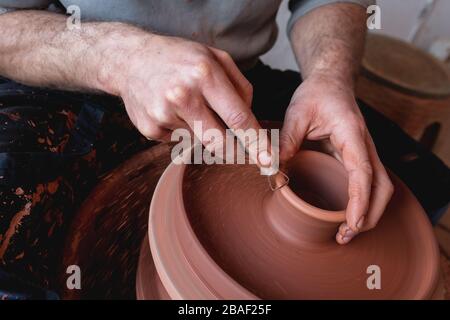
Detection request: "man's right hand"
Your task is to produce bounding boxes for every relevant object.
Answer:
[101,34,271,166]
[0,11,272,167]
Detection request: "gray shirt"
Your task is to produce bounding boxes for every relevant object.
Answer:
[0,0,374,65]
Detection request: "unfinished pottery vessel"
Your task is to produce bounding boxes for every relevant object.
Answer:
[137,146,443,299]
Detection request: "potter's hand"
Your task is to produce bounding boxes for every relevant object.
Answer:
[106,34,271,166]
[0,13,270,165]
[280,73,394,244]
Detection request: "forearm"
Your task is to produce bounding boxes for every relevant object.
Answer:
[290,3,367,89]
[0,10,150,94]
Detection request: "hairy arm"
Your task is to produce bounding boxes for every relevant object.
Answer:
[284,3,393,244]
[0,10,272,170]
[0,10,145,93]
[290,2,366,89]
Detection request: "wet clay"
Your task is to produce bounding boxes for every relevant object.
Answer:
[142,150,442,299]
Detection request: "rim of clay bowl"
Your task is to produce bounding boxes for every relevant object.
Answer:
[149,144,257,299]
[148,146,441,299]
[279,151,347,223]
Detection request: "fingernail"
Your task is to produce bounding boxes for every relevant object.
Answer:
[344,227,356,238]
[356,216,365,230]
[258,150,272,167]
[341,236,351,244]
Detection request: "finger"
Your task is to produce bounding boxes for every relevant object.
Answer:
[210,48,253,107]
[184,103,227,155]
[149,102,187,131]
[279,104,309,163]
[138,120,172,141]
[126,103,172,141]
[331,126,372,232]
[336,221,359,245]
[157,131,175,143]
[161,120,192,142]
[198,61,272,168]
[166,86,226,153]
[360,134,394,231]
[336,133,393,244]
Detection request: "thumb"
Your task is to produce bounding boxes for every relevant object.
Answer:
[280,109,309,164]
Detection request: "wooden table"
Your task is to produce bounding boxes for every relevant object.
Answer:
[356,34,450,166]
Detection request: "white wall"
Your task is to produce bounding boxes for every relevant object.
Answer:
[260,0,297,71]
[374,0,429,41]
[261,0,450,71]
[411,0,450,50]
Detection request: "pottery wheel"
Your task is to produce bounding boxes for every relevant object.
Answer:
[60,143,173,299]
[142,150,441,299]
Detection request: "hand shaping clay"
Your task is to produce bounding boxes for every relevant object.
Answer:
[138,149,443,299]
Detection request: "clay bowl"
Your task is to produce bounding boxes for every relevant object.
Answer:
[137,146,443,299]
